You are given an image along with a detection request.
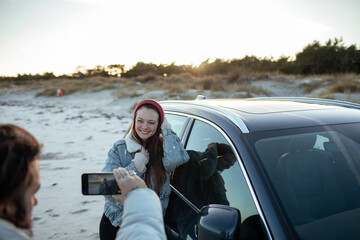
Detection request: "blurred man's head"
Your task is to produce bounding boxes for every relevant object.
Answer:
[217,143,236,172]
[0,124,41,230]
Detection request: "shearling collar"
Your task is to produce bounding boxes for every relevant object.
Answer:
[125,130,142,153]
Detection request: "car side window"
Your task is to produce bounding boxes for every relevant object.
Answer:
[165,113,188,137]
[169,119,266,239]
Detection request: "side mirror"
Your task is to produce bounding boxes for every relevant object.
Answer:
[197,204,241,240]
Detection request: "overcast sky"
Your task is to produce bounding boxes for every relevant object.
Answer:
[0,0,359,76]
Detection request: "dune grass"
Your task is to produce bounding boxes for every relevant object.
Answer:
[1,73,359,102]
[298,74,360,94]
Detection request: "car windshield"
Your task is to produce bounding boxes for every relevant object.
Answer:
[252,122,360,240]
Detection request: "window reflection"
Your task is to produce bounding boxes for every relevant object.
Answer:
[166,119,265,239]
[172,142,236,208]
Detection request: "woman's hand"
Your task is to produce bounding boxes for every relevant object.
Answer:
[131,146,149,173]
[140,146,149,158]
[112,168,147,203]
[161,117,171,130]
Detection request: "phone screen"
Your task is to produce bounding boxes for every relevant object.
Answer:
[82,173,121,195]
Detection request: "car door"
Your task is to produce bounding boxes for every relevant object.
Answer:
[165,114,268,240]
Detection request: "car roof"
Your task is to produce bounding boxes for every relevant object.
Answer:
[160,97,360,133]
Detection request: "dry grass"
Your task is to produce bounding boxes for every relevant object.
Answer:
[133,73,157,83]
[226,68,274,84]
[0,76,125,96]
[328,79,360,94]
[322,74,360,94]
[1,73,359,101]
[299,74,360,94]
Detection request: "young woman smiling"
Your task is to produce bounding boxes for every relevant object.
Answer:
[99,99,189,240]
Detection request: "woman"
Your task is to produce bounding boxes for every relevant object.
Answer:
[0,124,41,240]
[99,99,189,240]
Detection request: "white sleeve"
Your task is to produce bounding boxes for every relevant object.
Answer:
[115,188,166,240]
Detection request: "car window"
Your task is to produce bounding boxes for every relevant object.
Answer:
[254,123,360,240]
[168,119,266,239]
[165,113,188,137]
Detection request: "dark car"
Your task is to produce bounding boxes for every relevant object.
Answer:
[160,96,360,240]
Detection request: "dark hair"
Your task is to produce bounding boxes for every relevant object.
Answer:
[217,143,233,156]
[130,104,166,195]
[0,124,41,203]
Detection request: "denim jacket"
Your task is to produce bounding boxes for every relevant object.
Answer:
[102,128,189,227]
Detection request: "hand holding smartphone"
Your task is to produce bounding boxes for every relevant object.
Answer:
[82,172,121,195]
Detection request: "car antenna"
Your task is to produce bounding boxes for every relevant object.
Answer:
[196,95,206,100]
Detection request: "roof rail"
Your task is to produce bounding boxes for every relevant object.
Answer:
[161,99,250,133]
[252,97,360,110]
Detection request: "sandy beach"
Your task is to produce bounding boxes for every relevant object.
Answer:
[1,77,359,239]
[0,89,142,239]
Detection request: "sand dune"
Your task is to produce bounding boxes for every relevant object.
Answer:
[1,80,359,239]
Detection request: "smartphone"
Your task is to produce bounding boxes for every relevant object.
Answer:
[81,172,121,195]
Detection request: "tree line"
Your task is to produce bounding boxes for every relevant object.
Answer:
[1,37,359,81]
[123,38,359,77]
